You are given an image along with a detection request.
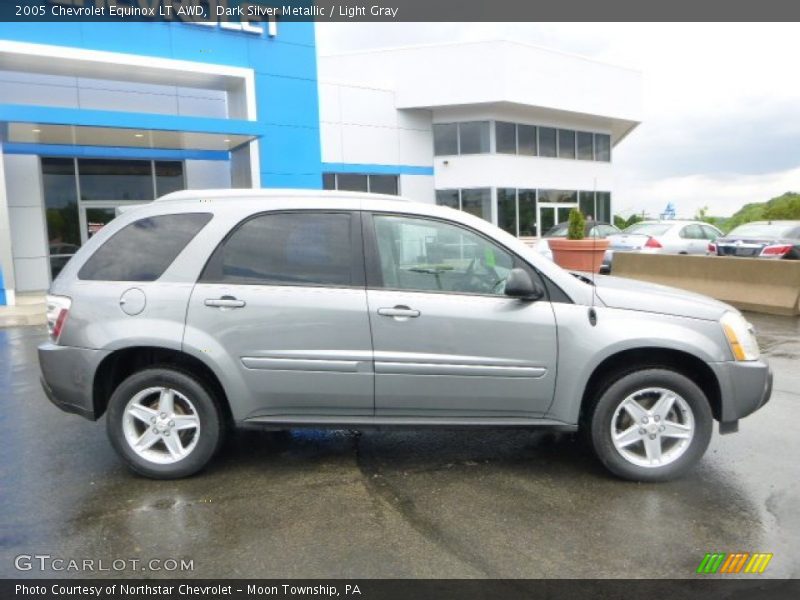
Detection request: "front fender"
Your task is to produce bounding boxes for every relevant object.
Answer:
[548,304,730,424]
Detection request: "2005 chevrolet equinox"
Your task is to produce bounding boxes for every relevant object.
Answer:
[39,190,772,481]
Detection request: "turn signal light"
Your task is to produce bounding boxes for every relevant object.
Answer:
[760,244,792,257]
[644,237,663,249]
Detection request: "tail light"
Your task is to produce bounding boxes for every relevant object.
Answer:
[46,295,72,343]
[760,244,792,257]
[708,243,717,254]
[644,237,662,249]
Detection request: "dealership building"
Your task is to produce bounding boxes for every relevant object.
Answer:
[0,20,642,306]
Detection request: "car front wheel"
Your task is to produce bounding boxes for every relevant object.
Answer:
[106,367,223,479]
[588,368,713,482]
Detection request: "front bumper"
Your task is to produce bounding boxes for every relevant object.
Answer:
[711,358,773,423]
[38,342,109,421]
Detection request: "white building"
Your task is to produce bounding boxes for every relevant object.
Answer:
[319,40,642,237]
[0,24,641,306]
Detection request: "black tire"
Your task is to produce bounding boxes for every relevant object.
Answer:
[106,367,223,479]
[587,368,713,482]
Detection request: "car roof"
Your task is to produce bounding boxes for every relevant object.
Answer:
[735,220,800,226]
[156,188,410,204]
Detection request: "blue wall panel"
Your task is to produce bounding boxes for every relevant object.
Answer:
[0,21,323,189]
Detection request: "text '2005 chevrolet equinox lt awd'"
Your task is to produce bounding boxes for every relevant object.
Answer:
[39,190,772,481]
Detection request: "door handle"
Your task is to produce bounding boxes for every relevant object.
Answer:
[205,296,246,309]
[378,305,420,318]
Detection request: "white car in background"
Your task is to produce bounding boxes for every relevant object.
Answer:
[606,220,723,270]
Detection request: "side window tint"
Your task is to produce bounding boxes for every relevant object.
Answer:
[373,215,514,295]
[78,213,211,281]
[702,225,720,240]
[681,224,703,239]
[202,212,355,287]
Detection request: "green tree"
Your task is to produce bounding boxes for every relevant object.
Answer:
[726,192,800,231]
[614,213,644,230]
[567,207,586,240]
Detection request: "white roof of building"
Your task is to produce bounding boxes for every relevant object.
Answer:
[319,40,643,144]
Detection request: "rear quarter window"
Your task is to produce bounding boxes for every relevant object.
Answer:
[78,213,212,281]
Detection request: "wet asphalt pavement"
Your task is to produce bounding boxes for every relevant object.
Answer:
[1,313,798,579]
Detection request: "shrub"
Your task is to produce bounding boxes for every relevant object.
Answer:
[567,207,586,240]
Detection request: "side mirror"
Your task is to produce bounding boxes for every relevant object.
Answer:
[504,268,544,301]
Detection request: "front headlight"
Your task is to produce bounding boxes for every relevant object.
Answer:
[720,311,760,361]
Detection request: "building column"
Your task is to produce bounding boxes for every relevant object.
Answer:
[0,146,17,306]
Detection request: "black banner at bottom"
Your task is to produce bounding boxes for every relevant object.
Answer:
[3,579,800,600]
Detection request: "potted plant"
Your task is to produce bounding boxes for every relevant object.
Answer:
[547,207,610,272]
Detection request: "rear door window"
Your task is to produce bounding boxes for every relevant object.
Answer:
[200,212,360,287]
[78,213,211,281]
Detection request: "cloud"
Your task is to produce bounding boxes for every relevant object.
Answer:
[317,23,800,217]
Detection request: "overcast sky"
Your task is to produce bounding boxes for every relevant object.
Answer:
[316,23,800,218]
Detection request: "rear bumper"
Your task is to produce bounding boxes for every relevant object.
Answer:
[38,342,108,421]
[711,359,773,423]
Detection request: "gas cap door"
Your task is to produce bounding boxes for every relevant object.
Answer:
[119,288,146,316]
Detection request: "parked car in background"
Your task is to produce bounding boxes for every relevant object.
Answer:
[710,221,800,259]
[605,220,723,271]
[535,220,619,273]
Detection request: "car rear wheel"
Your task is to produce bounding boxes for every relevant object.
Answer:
[106,367,223,479]
[588,368,713,482]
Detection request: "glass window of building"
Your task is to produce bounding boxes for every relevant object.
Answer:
[518,190,537,236]
[336,173,369,192]
[579,191,596,220]
[155,161,184,197]
[557,129,576,159]
[594,134,611,162]
[323,173,399,194]
[460,188,492,221]
[43,158,81,279]
[435,189,460,209]
[577,132,594,160]
[458,121,490,154]
[78,159,154,201]
[495,122,517,154]
[596,192,611,222]
[517,125,537,156]
[538,127,557,158]
[368,174,399,195]
[433,123,458,156]
[497,188,517,235]
[539,189,577,204]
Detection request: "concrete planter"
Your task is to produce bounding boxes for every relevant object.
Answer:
[548,238,610,273]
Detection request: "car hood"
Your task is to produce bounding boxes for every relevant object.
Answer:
[589,274,734,321]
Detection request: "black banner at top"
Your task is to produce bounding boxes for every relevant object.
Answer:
[2,0,800,22]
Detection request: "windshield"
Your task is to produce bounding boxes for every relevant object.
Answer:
[544,224,569,237]
[623,223,671,236]
[727,223,797,239]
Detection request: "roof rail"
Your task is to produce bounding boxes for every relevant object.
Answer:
[154,188,411,202]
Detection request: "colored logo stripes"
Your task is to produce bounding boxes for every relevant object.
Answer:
[697,552,773,574]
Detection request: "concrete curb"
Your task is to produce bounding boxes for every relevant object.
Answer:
[0,293,47,328]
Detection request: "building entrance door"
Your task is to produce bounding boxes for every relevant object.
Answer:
[81,205,121,243]
[537,203,577,236]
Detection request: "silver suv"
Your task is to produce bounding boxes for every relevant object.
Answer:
[39,190,772,481]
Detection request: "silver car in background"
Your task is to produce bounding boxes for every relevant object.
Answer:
[607,220,723,267]
[39,190,770,482]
